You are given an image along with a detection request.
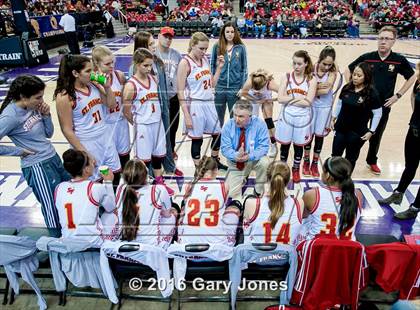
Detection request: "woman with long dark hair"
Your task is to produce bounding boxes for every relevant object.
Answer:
[54,54,121,181]
[303,46,338,177]
[243,161,303,245]
[302,157,362,240]
[0,75,70,235]
[331,62,382,171]
[211,21,248,127]
[117,159,177,248]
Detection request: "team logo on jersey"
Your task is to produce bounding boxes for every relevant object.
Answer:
[200,185,208,192]
[388,64,395,72]
[67,187,75,194]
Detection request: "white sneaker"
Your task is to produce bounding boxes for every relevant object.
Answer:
[268,143,278,158]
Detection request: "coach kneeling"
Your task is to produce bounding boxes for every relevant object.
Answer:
[221,99,270,200]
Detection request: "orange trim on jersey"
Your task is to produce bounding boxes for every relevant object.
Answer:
[220,180,227,201]
[115,185,125,204]
[291,72,306,86]
[126,80,137,100]
[132,75,151,90]
[71,100,77,110]
[294,197,303,224]
[114,70,124,85]
[185,55,203,67]
[75,84,91,97]
[183,57,192,76]
[310,187,320,214]
[87,181,100,207]
[248,197,260,224]
[151,185,163,209]
[183,183,193,200]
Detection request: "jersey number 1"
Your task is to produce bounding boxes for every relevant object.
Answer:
[64,203,76,229]
[263,222,291,244]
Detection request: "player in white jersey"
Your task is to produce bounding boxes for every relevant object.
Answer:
[239,69,280,158]
[123,48,173,196]
[105,159,177,249]
[302,157,362,241]
[243,161,304,246]
[275,50,317,183]
[54,149,116,247]
[92,46,130,186]
[177,32,227,169]
[177,156,240,245]
[55,54,121,181]
[303,46,338,178]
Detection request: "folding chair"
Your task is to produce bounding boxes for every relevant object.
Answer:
[106,243,172,310]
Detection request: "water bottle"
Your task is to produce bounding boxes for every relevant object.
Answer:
[90,72,107,85]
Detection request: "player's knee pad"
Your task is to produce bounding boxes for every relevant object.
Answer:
[151,156,163,170]
[211,135,221,151]
[264,118,275,130]
[191,139,203,160]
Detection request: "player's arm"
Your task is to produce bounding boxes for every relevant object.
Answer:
[317,71,337,96]
[0,115,33,157]
[263,79,281,104]
[243,197,258,222]
[122,81,135,125]
[276,75,293,104]
[211,55,225,87]
[56,93,87,152]
[238,79,252,99]
[177,59,193,124]
[94,181,116,212]
[302,188,317,218]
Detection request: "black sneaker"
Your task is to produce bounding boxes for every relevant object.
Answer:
[214,157,228,170]
[394,205,420,220]
[378,191,403,205]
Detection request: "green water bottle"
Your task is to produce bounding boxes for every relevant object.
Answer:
[90,72,107,85]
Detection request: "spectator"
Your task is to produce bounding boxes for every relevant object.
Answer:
[211,15,224,37]
[254,14,266,38]
[276,15,285,38]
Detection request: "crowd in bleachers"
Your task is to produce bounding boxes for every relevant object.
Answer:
[358,0,420,38]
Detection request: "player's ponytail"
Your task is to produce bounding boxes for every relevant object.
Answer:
[250,69,273,91]
[267,161,290,229]
[120,159,148,241]
[54,54,91,101]
[0,75,45,114]
[294,50,314,81]
[324,157,358,234]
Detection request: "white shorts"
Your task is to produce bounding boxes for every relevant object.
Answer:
[183,100,221,138]
[108,119,130,155]
[135,121,166,162]
[275,110,312,146]
[311,106,332,137]
[79,133,121,181]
